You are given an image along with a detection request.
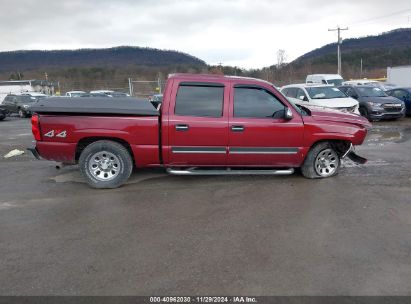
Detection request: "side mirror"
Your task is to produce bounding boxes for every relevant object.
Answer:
[284,107,293,120]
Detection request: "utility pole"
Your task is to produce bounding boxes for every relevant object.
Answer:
[157,77,162,94]
[328,26,348,75]
[128,78,133,96]
[360,58,363,78]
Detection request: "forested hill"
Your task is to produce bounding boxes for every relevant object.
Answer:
[293,28,411,68]
[0,46,207,72]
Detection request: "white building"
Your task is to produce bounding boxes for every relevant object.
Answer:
[387,65,411,87]
[0,80,57,103]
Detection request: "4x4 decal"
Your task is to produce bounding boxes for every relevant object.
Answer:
[44,130,54,138]
[56,131,67,138]
[44,130,67,138]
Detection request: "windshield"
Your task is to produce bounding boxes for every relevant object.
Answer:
[20,96,36,103]
[306,87,346,99]
[327,79,343,86]
[357,87,387,97]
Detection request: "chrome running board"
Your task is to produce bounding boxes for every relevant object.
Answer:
[167,168,294,176]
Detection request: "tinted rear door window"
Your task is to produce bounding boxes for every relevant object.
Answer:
[175,85,224,117]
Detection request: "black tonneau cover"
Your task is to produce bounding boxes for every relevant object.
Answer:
[30,97,159,116]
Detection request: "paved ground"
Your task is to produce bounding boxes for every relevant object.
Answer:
[0,116,410,295]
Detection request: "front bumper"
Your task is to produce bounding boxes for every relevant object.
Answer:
[368,107,405,120]
[342,143,367,164]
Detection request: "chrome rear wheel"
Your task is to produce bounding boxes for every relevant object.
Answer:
[79,140,133,189]
[88,151,121,181]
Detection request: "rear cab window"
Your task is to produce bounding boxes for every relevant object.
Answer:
[174,82,224,117]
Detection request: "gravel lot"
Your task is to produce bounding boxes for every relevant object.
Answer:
[0,116,410,295]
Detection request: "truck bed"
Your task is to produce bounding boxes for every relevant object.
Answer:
[30,97,160,116]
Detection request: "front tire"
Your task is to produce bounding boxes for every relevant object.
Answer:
[79,140,133,189]
[301,142,340,179]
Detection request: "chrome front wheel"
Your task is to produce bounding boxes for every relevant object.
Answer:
[314,148,339,177]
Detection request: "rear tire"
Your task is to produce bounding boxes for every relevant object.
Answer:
[301,142,340,179]
[79,140,133,189]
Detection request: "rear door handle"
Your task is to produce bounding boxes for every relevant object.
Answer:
[231,125,244,132]
[175,124,189,131]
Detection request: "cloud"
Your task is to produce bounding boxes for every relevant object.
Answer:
[0,0,410,68]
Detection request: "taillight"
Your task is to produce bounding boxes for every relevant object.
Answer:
[31,114,42,141]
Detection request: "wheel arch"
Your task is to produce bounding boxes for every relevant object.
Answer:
[75,137,135,164]
[308,139,351,158]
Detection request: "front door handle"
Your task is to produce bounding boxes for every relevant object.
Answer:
[175,124,189,131]
[231,125,244,132]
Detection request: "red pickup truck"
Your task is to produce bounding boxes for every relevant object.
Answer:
[29,74,371,188]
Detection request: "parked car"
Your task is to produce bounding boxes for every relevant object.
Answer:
[29,74,371,188]
[91,93,111,97]
[21,92,48,99]
[89,90,129,98]
[386,87,411,116]
[306,74,344,86]
[107,92,129,98]
[2,94,40,118]
[0,107,7,121]
[65,91,87,97]
[338,85,405,121]
[281,84,359,114]
[90,90,114,95]
[342,80,397,91]
[372,82,398,91]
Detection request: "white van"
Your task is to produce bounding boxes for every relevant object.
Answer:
[306,74,344,86]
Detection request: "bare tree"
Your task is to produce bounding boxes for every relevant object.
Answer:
[276,49,287,69]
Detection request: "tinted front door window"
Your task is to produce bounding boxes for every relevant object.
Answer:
[234,87,284,118]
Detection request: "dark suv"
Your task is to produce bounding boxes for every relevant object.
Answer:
[386,87,411,116]
[2,94,39,118]
[338,85,405,121]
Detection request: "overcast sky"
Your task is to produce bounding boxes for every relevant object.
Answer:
[0,0,410,68]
